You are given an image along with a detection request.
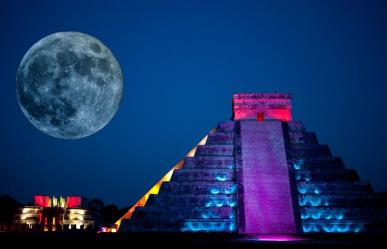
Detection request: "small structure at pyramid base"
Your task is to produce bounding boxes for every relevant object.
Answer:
[113,93,385,234]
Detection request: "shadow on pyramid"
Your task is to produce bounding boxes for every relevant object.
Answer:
[109,93,385,234]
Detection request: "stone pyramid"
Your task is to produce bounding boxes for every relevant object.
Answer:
[114,93,384,234]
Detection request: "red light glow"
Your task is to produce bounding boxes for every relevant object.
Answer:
[34,195,51,207]
[67,196,82,208]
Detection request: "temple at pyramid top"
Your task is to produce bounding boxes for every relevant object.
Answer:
[232,93,292,121]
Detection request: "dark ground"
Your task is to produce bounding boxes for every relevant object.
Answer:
[0,232,386,248]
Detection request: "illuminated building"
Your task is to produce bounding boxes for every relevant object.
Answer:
[16,195,94,231]
[113,93,385,234]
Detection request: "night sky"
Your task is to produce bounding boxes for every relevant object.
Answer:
[1,0,387,207]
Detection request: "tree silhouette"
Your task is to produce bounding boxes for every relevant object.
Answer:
[0,194,22,224]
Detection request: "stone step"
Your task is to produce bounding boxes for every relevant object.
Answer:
[301,221,365,233]
[206,133,235,145]
[216,121,235,133]
[293,169,360,182]
[138,200,236,212]
[183,156,235,168]
[288,132,319,146]
[119,220,181,232]
[300,207,384,221]
[297,194,379,208]
[195,145,234,157]
[289,144,332,157]
[296,182,373,193]
[296,168,358,175]
[131,206,235,220]
[286,121,306,131]
[146,196,237,210]
[121,220,236,232]
[181,221,236,232]
[128,214,236,224]
[290,157,345,170]
[146,194,237,208]
[159,182,237,195]
[172,169,235,182]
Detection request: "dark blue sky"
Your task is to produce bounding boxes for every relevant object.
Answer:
[1,0,386,207]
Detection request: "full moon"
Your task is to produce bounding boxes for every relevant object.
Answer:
[16,32,123,139]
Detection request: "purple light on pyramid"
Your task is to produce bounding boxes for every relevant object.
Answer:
[237,121,297,234]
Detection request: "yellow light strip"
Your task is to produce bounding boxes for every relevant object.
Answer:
[108,133,211,232]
